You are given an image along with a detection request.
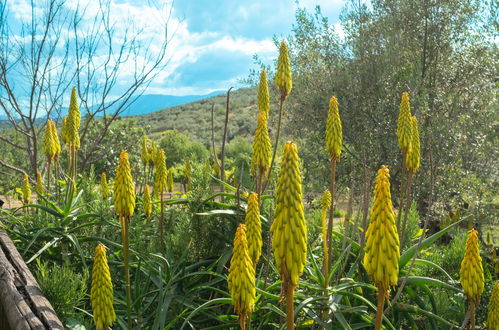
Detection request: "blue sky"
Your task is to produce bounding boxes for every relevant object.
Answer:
[5,0,344,97]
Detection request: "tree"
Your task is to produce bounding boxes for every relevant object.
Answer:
[158,130,209,167]
[277,1,496,220]
[0,0,171,176]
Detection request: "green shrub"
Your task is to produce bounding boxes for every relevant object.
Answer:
[35,261,89,327]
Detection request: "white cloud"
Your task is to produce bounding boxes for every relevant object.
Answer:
[5,0,341,97]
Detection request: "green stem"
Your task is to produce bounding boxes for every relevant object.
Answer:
[286,280,295,330]
[264,97,285,192]
[121,216,132,329]
[400,171,413,247]
[160,189,165,253]
[470,300,476,330]
[397,151,407,231]
[375,285,385,330]
[326,158,337,282]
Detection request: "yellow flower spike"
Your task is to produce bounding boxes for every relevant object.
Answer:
[36,172,44,195]
[258,69,270,118]
[320,189,332,210]
[397,92,412,153]
[228,224,256,330]
[143,184,152,220]
[364,166,400,330]
[251,112,272,177]
[21,172,31,204]
[67,87,81,150]
[154,149,167,196]
[406,116,420,173]
[271,142,306,329]
[43,120,56,162]
[91,244,116,330]
[50,121,61,160]
[325,96,342,161]
[488,282,499,330]
[244,193,262,266]
[114,151,136,217]
[147,143,156,168]
[460,229,484,302]
[271,142,307,287]
[364,166,400,291]
[101,172,109,199]
[275,41,292,100]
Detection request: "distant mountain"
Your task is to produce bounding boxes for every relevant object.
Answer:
[0,91,225,123]
[131,87,259,144]
[118,91,225,116]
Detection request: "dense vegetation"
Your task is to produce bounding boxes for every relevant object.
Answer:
[0,0,497,329]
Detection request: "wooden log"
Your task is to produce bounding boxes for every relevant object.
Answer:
[0,230,64,329]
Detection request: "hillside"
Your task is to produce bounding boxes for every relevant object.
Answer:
[129,87,260,145]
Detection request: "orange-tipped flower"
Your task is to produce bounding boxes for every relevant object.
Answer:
[114,151,136,217]
[258,69,270,117]
[488,282,499,330]
[275,41,292,99]
[397,92,412,153]
[244,193,262,265]
[251,112,272,177]
[460,229,484,302]
[406,116,420,173]
[271,142,307,287]
[228,224,256,329]
[325,96,342,160]
[91,244,116,330]
[364,166,400,293]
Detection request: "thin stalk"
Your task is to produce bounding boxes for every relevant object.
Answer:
[469,300,476,330]
[46,161,51,194]
[256,167,264,199]
[220,87,233,187]
[400,171,414,247]
[326,158,337,280]
[140,164,147,195]
[286,280,295,330]
[375,285,385,330]
[321,207,329,283]
[358,151,370,275]
[160,189,165,253]
[121,215,132,329]
[264,97,284,192]
[396,151,407,231]
[55,160,60,201]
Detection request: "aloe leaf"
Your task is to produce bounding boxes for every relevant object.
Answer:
[399,217,466,268]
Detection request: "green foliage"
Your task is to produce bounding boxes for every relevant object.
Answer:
[158,130,209,166]
[35,261,90,327]
[424,230,468,279]
[225,136,253,187]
